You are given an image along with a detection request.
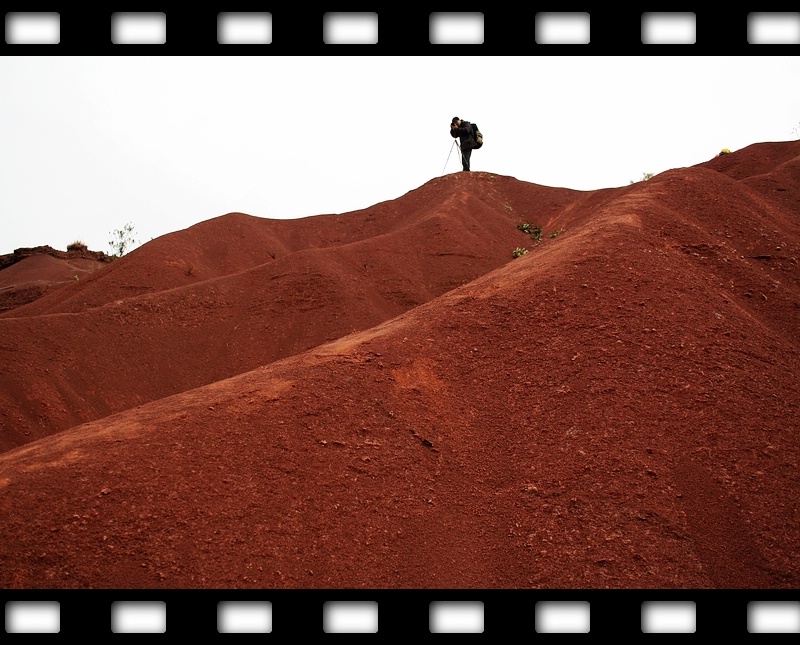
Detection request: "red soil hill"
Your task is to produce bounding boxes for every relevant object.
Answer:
[0,140,798,590]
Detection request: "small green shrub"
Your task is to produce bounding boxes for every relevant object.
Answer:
[518,222,565,250]
[630,172,654,184]
[518,222,542,241]
[108,222,139,258]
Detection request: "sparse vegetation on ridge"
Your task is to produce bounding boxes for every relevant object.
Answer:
[108,222,139,258]
[630,172,654,184]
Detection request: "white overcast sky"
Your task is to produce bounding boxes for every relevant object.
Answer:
[2,55,799,256]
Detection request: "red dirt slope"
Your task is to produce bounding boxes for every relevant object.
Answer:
[0,140,798,590]
[0,176,581,452]
[0,246,111,314]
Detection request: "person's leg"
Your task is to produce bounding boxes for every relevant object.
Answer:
[462,148,472,171]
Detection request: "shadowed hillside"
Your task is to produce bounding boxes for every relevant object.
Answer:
[0,140,798,589]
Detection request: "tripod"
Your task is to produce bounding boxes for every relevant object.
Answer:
[442,139,462,174]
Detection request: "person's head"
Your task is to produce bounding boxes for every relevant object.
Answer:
[451,116,461,127]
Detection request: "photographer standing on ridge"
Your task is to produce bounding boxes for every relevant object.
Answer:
[450,116,479,172]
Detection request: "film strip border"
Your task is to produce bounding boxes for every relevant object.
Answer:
[2,11,799,637]
[3,589,800,634]
[2,11,800,51]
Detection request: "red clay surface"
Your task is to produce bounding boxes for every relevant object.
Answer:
[0,140,799,590]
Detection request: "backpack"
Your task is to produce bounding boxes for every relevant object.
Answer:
[471,123,483,149]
